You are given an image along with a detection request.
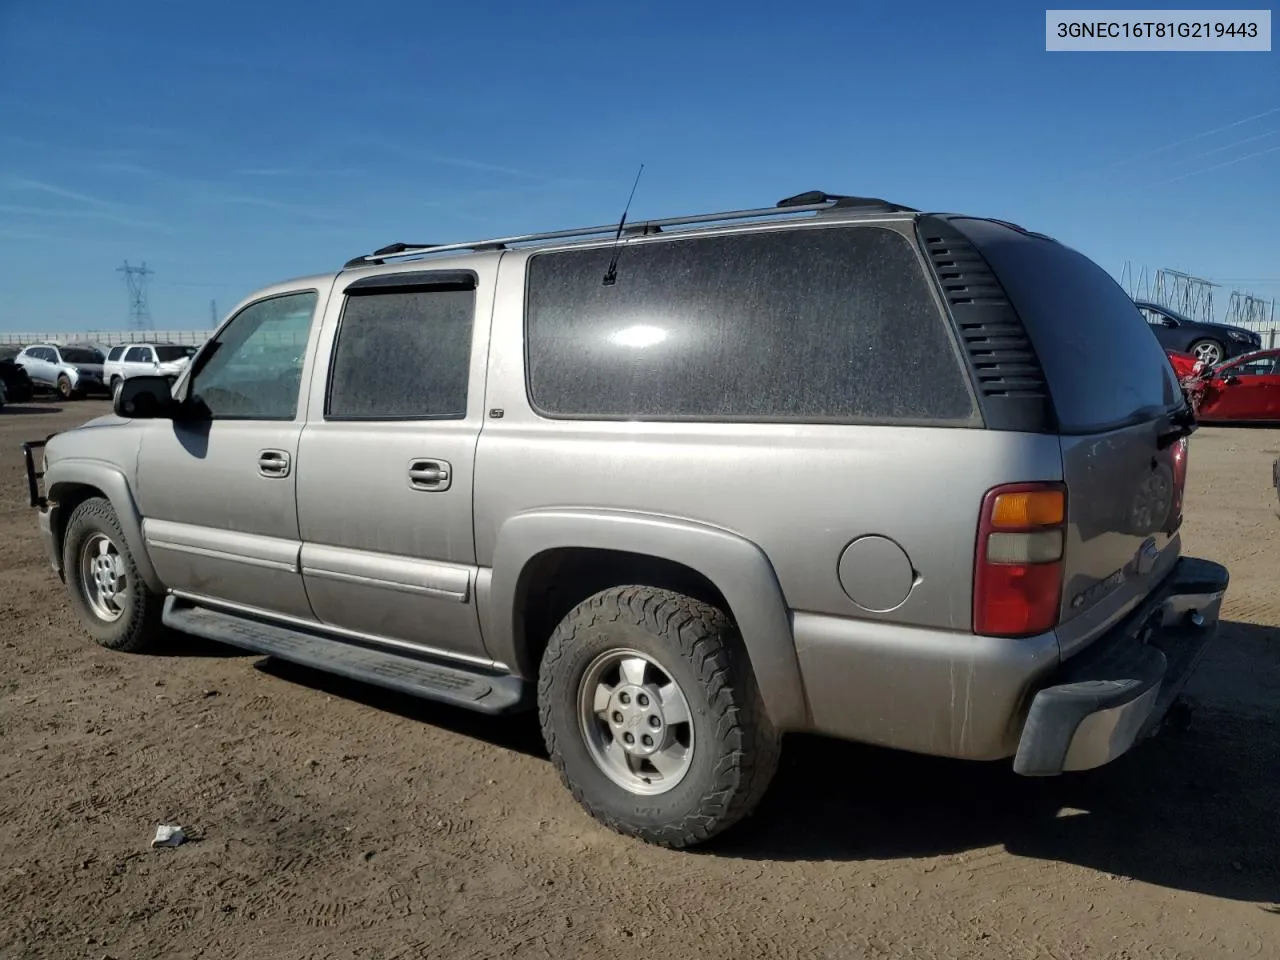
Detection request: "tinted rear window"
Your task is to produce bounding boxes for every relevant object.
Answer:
[956,220,1182,433]
[524,225,978,424]
[155,346,196,361]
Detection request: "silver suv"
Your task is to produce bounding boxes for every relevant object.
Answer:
[23,192,1229,848]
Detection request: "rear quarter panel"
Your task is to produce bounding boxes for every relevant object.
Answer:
[474,245,1066,634]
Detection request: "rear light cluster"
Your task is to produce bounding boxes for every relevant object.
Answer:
[1170,437,1189,526]
[973,483,1066,638]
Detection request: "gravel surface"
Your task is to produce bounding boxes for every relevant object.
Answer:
[2,400,1277,960]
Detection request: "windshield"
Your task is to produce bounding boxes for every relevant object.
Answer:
[61,347,104,364]
[156,345,196,362]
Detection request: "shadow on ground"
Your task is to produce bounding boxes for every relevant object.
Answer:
[3,405,64,415]
[196,620,1280,904]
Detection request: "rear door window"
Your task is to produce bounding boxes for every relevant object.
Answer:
[954,219,1182,434]
[524,225,978,424]
[326,284,475,420]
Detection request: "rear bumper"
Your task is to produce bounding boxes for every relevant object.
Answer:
[1012,556,1228,776]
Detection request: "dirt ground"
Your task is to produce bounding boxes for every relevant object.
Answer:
[1,400,1277,960]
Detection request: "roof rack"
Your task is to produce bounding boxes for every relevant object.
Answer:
[342,191,915,268]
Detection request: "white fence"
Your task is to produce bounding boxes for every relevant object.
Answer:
[0,330,214,348]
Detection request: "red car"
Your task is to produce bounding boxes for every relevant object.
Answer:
[1188,349,1280,423]
[1166,350,1203,380]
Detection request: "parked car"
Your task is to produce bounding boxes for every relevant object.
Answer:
[15,343,107,399]
[104,343,197,393]
[24,190,1228,848]
[1136,300,1262,366]
[0,357,34,403]
[1186,349,1280,423]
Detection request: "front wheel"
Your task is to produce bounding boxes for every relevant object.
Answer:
[538,585,780,848]
[62,497,166,652]
[56,374,75,400]
[1189,339,1224,366]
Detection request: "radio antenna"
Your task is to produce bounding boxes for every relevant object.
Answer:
[602,164,645,286]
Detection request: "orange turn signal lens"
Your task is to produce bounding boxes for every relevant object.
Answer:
[990,490,1064,529]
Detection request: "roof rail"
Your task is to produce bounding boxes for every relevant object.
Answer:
[342,191,914,268]
[776,191,918,213]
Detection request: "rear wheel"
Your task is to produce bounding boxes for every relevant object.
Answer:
[538,585,780,848]
[1189,339,1224,366]
[63,497,166,652]
[56,374,75,400]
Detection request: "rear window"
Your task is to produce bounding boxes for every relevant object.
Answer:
[156,345,196,362]
[524,225,978,424]
[956,220,1182,433]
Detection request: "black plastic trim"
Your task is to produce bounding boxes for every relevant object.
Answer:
[22,439,48,508]
[345,269,478,294]
[163,597,529,715]
[915,216,1056,433]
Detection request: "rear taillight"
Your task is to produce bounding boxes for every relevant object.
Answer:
[1170,437,1189,524]
[973,482,1067,638]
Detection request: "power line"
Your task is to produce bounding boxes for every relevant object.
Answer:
[116,260,154,331]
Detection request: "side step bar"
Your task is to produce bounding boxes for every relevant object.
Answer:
[163,597,528,715]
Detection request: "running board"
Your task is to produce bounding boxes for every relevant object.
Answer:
[162,597,527,714]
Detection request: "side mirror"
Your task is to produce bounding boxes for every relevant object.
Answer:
[114,375,179,419]
[1223,375,1241,385]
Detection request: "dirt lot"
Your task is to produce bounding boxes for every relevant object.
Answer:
[1,400,1277,960]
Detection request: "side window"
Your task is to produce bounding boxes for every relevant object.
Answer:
[1140,308,1166,327]
[1234,357,1276,377]
[326,283,475,420]
[107,346,126,362]
[47,348,62,364]
[124,346,150,363]
[525,226,977,423]
[189,291,319,420]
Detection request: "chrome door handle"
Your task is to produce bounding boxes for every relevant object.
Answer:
[408,459,451,491]
[258,450,291,478]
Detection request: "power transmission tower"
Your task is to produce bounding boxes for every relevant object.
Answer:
[1224,292,1274,330]
[1152,268,1218,323]
[1119,262,1152,300]
[117,261,154,331]
[210,300,218,326]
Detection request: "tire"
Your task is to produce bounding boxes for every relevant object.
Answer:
[62,497,166,653]
[538,585,781,848]
[56,374,77,400]
[1189,339,1224,366]
[110,378,123,404]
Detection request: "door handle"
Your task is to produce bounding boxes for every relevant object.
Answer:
[408,459,452,491]
[258,450,291,478]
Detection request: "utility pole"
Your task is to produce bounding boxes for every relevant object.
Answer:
[117,261,154,331]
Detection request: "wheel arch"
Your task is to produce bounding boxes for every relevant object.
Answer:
[46,461,163,592]
[484,509,808,731]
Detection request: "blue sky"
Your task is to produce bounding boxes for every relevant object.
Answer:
[1,0,1277,331]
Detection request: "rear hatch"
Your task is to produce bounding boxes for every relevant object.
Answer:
[948,218,1192,655]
